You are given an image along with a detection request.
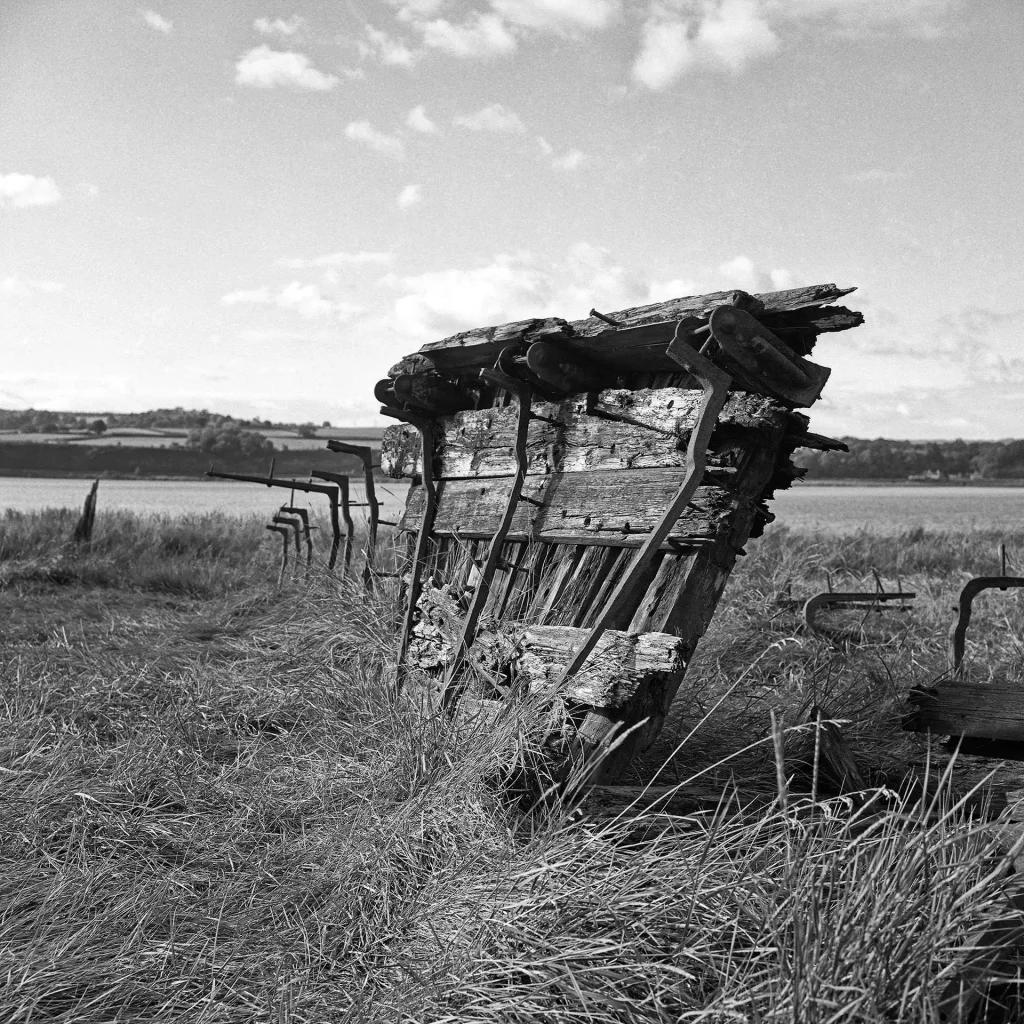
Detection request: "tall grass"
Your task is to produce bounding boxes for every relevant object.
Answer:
[0,508,274,595]
[2,517,1024,1021]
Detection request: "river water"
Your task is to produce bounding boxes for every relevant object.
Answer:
[0,478,1021,533]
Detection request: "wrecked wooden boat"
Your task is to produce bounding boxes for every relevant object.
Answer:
[377,284,862,782]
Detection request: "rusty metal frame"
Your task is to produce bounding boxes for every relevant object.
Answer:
[382,407,437,685]
[207,467,343,569]
[803,590,916,637]
[310,471,355,572]
[326,441,381,580]
[440,365,532,707]
[278,506,313,572]
[558,320,732,686]
[950,576,1024,673]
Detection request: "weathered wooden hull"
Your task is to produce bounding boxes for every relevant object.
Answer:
[379,284,861,782]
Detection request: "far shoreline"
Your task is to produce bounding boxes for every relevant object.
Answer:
[790,479,1024,488]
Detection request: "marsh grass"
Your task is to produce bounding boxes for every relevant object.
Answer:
[3,513,1024,1021]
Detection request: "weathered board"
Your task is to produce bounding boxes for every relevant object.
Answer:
[382,389,791,480]
[399,471,739,543]
[905,683,1024,743]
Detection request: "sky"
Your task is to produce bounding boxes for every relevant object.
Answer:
[1,0,1022,438]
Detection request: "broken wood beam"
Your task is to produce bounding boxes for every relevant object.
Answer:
[388,284,860,380]
[381,388,790,481]
[516,625,687,708]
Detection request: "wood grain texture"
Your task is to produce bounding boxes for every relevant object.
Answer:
[387,284,859,378]
[398,470,738,543]
[381,388,790,479]
[905,683,1024,742]
[517,626,687,708]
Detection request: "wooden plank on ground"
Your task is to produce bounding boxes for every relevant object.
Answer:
[398,470,738,543]
[381,389,789,480]
[905,683,1024,742]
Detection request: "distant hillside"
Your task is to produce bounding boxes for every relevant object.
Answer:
[0,406,384,440]
[0,409,384,479]
[799,437,1024,481]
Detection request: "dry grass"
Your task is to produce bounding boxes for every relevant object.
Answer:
[2,513,1024,1021]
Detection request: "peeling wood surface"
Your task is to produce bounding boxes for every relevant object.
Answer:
[905,683,1024,742]
[398,470,738,542]
[381,388,789,479]
[388,284,859,378]
[516,625,686,708]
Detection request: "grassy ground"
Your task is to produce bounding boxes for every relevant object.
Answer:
[3,511,1024,1022]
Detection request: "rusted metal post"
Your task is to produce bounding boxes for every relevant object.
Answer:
[381,407,436,686]
[266,523,290,586]
[272,515,303,579]
[326,441,380,582]
[441,367,532,707]
[206,468,342,570]
[310,471,355,573]
[72,480,99,544]
[279,506,313,573]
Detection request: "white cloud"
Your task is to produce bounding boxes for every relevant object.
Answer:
[0,173,61,209]
[454,103,526,133]
[717,255,796,292]
[277,251,394,270]
[254,16,306,37]
[537,136,585,170]
[633,0,779,89]
[647,277,701,302]
[140,9,172,33]
[1,276,66,298]
[417,12,518,58]
[552,149,585,171]
[406,104,438,133]
[384,244,654,340]
[359,26,416,66]
[222,283,361,320]
[235,46,339,90]
[388,256,549,338]
[344,121,405,159]
[398,184,423,208]
[277,281,361,319]
[491,0,621,32]
[222,288,271,306]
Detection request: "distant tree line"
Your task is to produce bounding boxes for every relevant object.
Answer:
[801,438,1024,480]
[0,407,307,433]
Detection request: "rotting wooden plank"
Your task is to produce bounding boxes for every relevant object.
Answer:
[388,284,859,379]
[381,389,790,480]
[904,683,1024,743]
[531,544,584,624]
[398,470,738,543]
[516,625,687,708]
